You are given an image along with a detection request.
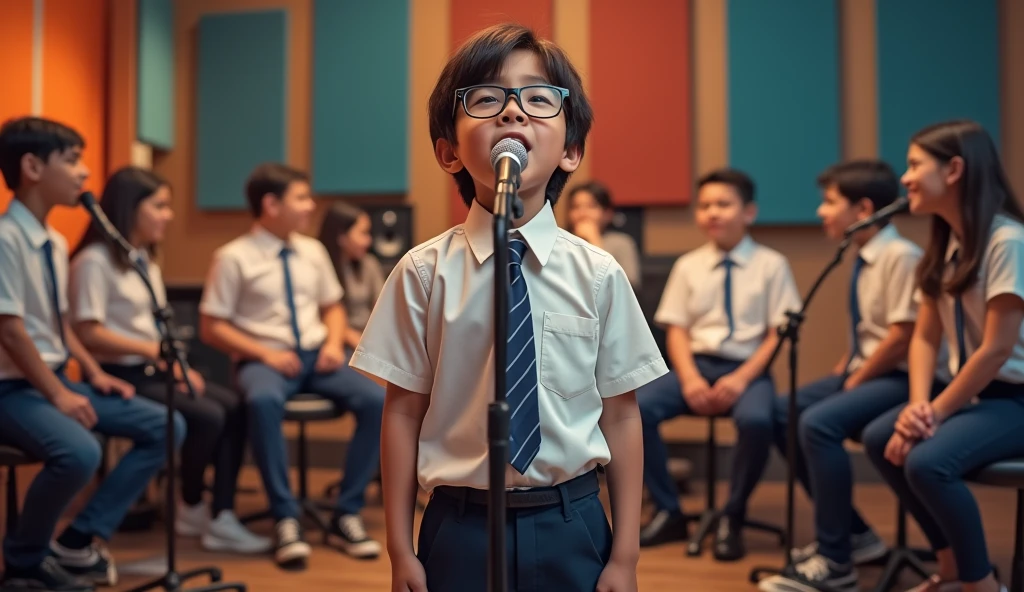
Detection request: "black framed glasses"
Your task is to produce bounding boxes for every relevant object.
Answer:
[453,85,570,119]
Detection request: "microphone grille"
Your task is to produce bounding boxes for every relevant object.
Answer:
[490,138,528,172]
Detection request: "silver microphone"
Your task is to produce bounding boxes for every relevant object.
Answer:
[490,138,529,219]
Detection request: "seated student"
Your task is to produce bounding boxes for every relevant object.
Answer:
[863,120,1024,592]
[637,168,801,561]
[316,202,384,349]
[564,180,642,289]
[0,117,183,591]
[199,163,385,569]
[68,166,271,554]
[762,160,929,592]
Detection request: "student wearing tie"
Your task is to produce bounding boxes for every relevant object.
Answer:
[637,168,801,560]
[68,166,270,555]
[350,24,667,592]
[0,117,181,591]
[199,163,385,569]
[862,121,1024,592]
[762,160,934,592]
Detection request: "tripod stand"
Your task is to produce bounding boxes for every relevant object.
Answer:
[748,236,853,590]
[114,255,246,592]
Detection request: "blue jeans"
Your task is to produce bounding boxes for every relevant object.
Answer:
[0,374,183,568]
[236,348,384,520]
[638,355,776,519]
[773,371,910,564]
[863,389,1024,583]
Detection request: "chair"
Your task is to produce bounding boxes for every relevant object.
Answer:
[241,394,345,540]
[684,416,786,556]
[1,445,37,537]
[967,459,1024,592]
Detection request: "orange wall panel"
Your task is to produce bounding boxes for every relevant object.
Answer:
[0,0,36,212]
[447,0,553,224]
[42,0,108,247]
[589,0,692,206]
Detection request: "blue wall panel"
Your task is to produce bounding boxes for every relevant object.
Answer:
[727,0,841,224]
[137,0,175,148]
[877,0,1000,175]
[312,0,409,194]
[195,10,287,210]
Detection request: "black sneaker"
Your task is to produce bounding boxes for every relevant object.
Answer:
[757,554,858,592]
[791,530,889,566]
[328,514,382,559]
[1,556,95,591]
[639,510,689,547]
[274,518,311,570]
[48,542,117,587]
[712,515,744,561]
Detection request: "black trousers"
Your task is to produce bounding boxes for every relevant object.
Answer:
[102,363,247,516]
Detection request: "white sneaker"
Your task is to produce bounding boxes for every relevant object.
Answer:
[201,511,274,554]
[175,501,210,537]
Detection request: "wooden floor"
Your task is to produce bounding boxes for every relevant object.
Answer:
[10,467,1004,592]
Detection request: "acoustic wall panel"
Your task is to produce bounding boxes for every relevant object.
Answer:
[195,9,287,210]
[876,0,1000,174]
[727,0,841,224]
[137,0,175,148]
[312,0,409,195]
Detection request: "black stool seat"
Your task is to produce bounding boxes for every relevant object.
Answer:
[0,445,33,467]
[284,393,344,422]
[969,460,1024,489]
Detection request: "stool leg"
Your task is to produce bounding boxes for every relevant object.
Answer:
[686,419,720,557]
[1011,489,1023,592]
[6,465,18,534]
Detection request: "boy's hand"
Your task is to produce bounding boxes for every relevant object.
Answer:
[90,371,135,399]
[315,343,346,374]
[596,558,638,592]
[708,372,747,411]
[842,370,863,391]
[681,375,713,415]
[262,350,302,378]
[895,401,934,440]
[390,552,428,592]
[177,367,206,396]
[54,388,98,428]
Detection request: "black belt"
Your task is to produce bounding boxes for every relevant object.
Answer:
[434,469,600,509]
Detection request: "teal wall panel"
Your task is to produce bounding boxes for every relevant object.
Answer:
[312,0,409,194]
[137,0,175,148]
[876,0,1000,174]
[195,9,287,210]
[727,0,841,225]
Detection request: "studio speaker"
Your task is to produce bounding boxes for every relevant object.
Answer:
[609,206,644,251]
[364,204,414,272]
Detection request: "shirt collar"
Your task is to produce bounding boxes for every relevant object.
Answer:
[251,224,294,257]
[5,199,52,249]
[463,199,558,266]
[710,234,755,268]
[858,223,900,265]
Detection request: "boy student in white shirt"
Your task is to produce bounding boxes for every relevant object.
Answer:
[199,163,385,569]
[863,120,1024,592]
[636,168,801,561]
[762,160,931,592]
[0,117,183,592]
[69,166,271,555]
[349,23,667,592]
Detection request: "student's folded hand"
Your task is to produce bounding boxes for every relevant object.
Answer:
[884,432,915,466]
[90,371,135,399]
[177,368,206,397]
[895,401,933,440]
[55,388,98,429]
[262,350,303,378]
[708,372,747,410]
[682,377,713,415]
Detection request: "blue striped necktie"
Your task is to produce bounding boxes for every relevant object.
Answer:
[506,238,541,474]
[280,246,302,350]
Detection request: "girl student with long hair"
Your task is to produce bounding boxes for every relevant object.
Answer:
[862,121,1024,592]
[564,180,642,289]
[69,166,271,554]
[316,201,385,349]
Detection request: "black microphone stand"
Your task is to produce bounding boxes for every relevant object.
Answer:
[94,236,245,592]
[488,168,523,592]
[748,235,853,592]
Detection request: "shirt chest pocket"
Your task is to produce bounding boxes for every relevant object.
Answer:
[539,312,600,400]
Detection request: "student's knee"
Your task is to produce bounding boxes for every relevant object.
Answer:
[861,415,894,462]
[189,400,227,440]
[56,436,103,486]
[904,447,954,493]
[247,387,285,414]
[171,411,188,448]
[798,406,838,450]
[734,409,773,441]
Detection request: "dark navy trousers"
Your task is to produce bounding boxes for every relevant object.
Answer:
[417,480,611,591]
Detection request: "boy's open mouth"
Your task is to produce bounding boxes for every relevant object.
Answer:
[498,132,531,151]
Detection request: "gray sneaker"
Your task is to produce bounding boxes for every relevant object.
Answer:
[790,530,888,566]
